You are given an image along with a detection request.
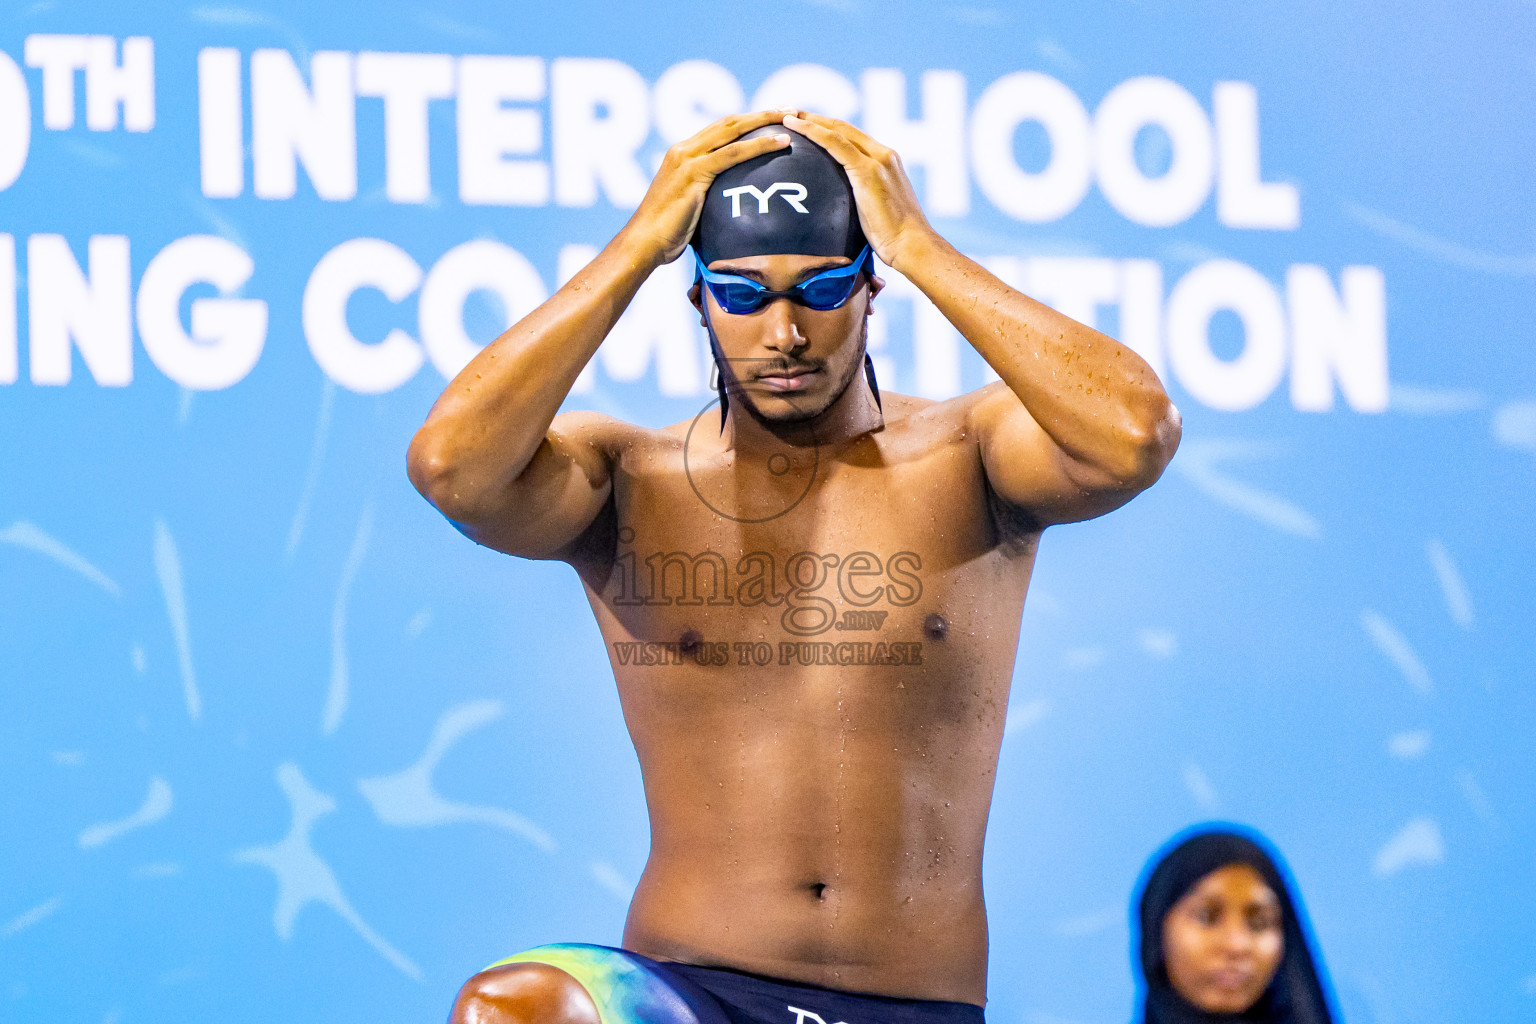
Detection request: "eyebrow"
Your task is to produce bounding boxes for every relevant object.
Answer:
[710,260,846,283]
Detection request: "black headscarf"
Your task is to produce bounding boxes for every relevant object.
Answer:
[1134,828,1336,1024]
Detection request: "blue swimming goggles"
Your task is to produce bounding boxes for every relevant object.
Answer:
[695,245,873,315]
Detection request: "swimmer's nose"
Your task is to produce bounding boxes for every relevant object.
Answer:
[760,300,810,356]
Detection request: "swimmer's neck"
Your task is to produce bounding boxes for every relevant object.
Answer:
[722,372,885,452]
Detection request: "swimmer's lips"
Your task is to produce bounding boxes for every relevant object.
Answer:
[753,367,822,392]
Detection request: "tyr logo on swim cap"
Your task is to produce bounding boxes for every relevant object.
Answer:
[692,126,867,266]
[722,182,809,217]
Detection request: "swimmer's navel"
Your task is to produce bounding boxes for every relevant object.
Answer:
[923,613,949,641]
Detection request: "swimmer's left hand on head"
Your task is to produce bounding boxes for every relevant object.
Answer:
[782,112,936,273]
[784,112,1179,522]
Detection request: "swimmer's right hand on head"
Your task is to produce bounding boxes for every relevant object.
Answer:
[622,111,793,265]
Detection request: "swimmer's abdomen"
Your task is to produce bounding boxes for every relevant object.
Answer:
[614,655,1011,1004]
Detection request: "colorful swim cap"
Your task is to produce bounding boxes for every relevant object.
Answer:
[691,126,868,266]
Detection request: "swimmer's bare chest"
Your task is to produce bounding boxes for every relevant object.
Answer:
[565,405,1039,1003]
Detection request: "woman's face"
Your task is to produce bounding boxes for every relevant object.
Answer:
[1162,863,1285,1014]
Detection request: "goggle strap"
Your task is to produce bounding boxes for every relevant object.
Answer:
[707,320,730,434]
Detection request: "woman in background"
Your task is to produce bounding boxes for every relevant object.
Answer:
[1135,828,1337,1024]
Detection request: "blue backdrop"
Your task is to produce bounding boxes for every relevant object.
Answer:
[3,2,1533,1022]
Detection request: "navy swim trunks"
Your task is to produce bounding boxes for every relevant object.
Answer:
[486,943,986,1024]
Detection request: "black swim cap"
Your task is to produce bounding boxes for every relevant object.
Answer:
[692,126,868,266]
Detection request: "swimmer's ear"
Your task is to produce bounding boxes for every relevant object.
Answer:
[866,273,886,311]
[688,280,705,324]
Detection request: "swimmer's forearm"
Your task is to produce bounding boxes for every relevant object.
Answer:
[891,230,1180,487]
[408,228,663,509]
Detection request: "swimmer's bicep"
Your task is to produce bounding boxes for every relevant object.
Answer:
[970,388,1139,526]
[467,414,617,559]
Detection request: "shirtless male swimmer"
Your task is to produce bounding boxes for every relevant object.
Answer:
[408,110,1182,1024]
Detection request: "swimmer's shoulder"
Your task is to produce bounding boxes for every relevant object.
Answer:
[549,408,672,463]
[866,385,1006,452]
[553,389,1008,461]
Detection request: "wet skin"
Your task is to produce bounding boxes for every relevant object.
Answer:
[1161,863,1285,1013]
[412,110,1181,1012]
